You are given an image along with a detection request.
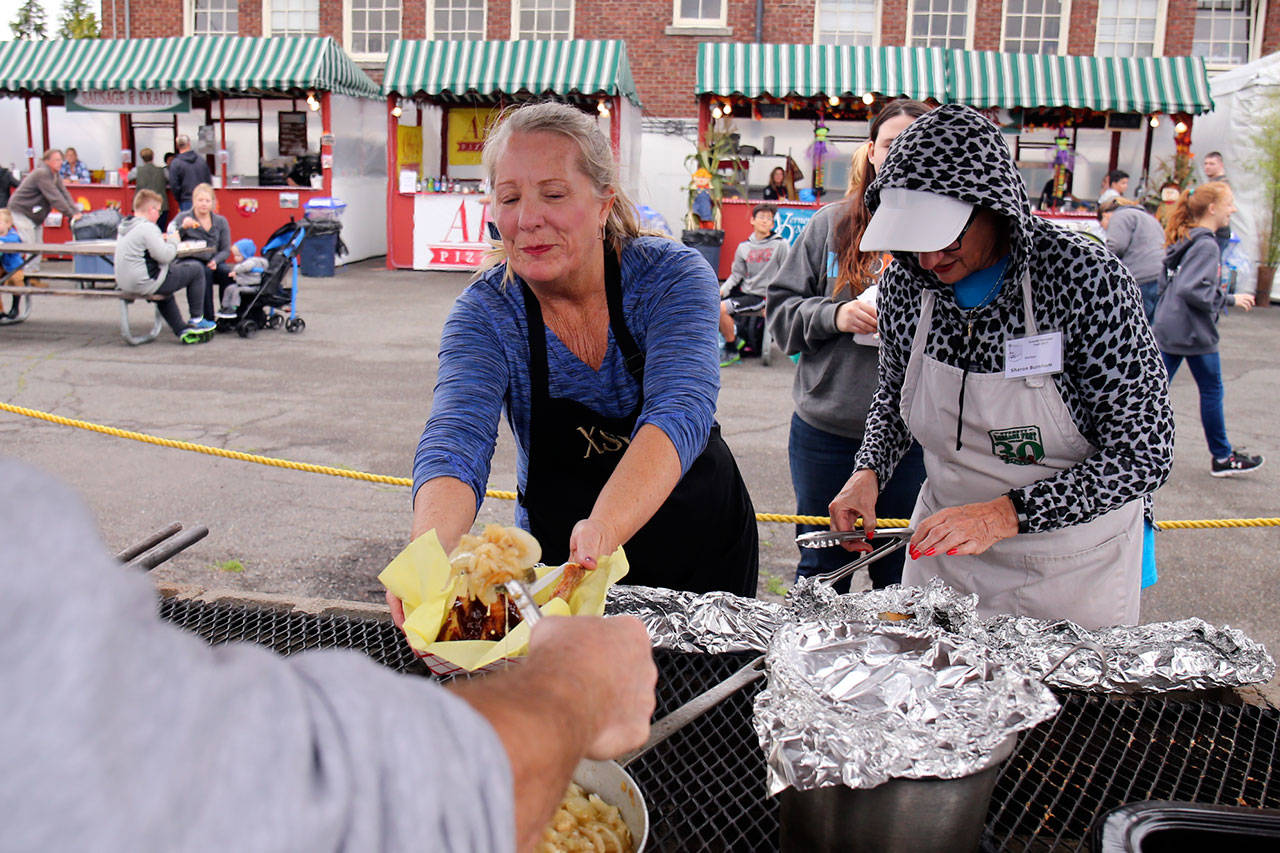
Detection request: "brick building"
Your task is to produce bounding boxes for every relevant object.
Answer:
[100,0,1280,117]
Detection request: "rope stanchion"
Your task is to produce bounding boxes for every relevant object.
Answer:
[3,401,1278,531]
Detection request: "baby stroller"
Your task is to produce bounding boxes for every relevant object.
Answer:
[226,219,307,338]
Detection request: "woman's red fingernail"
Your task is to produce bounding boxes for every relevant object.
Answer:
[947,548,958,556]
[925,547,936,556]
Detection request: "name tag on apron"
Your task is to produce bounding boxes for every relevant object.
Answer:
[1004,332,1062,379]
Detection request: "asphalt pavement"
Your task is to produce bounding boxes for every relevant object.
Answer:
[2,258,1277,695]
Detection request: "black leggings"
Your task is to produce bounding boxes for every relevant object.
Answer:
[154,262,206,334]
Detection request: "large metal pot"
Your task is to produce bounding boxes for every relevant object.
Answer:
[778,732,1017,853]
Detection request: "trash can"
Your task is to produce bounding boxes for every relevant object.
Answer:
[298,209,346,278]
[681,228,724,275]
[72,208,121,278]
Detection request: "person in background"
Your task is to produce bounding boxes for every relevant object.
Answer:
[0,163,17,207]
[767,98,932,591]
[59,146,91,183]
[1,458,658,852]
[7,149,83,282]
[718,203,788,366]
[0,207,27,287]
[1152,182,1263,477]
[216,238,268,320]
[1099,199,1166,322]
[1202,152,1232,251]
[1098,169,1130,205]
[830,104,1173,629]
[398,102,758,611]
[169,182,233,325]
[115,189,213,344]
[763,166,792,201]
[129,148,171,231]
[168,134,212,211]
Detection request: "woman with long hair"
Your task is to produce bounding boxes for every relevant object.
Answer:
[1152,182,1263,476]
[767,99,931,590]
[169,182,232,325]
[763,166,791,200]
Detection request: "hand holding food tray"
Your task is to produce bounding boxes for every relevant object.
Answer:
[379,524,629,675]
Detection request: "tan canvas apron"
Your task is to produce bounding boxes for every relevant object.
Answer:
[899,273,1142,628]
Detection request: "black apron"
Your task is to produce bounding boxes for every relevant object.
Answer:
[516,251,759,596]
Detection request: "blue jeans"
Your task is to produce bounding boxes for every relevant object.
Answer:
[789,413,926,590]
[1162,351,1232,460]
[1137,278,1159,325]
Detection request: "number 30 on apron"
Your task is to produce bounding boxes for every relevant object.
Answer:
[900,273,1142,629]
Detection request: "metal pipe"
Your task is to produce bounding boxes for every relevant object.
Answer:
[124,0,130,39]
[115,523,183,563]
[755,0,763,42]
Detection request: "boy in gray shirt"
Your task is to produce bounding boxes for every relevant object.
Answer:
[719,203,789,366]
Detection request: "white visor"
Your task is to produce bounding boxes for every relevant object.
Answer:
[859,188,975,253]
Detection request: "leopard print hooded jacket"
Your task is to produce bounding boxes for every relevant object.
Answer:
[852,104,1174,533]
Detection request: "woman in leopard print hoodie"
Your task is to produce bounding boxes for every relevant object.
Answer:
[831,104,1173,628]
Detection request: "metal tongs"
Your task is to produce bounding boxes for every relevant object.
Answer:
[794,527,915,588]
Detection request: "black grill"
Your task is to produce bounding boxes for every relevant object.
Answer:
[160,599,1280,852]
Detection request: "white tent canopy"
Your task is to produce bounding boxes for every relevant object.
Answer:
[1194,51,1280,294]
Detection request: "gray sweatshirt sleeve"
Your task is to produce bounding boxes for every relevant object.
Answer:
[1174,238,1230,314]
[42,170,80,217]
[0,460,514,853]
[1105,212,1136,260]
[145,223,178,266]
[766,208,842,354]
[720,241,749,296]
[210,214,232,265]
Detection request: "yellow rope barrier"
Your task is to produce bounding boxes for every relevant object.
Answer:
[2,400,1277,531]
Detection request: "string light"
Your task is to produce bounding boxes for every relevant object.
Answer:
[391,100,402,118]
[1149,116,1160,128]
[722,101,732,116]
[597,98,610,117]
[1174,120,1188,134]
[862,92,874,105]
[711,105,723,120]
[827,95,840,107]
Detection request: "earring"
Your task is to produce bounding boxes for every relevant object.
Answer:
[598,223,606,241]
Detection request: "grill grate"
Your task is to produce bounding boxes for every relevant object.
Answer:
[160,599,1279,851]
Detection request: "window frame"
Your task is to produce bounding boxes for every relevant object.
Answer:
[510,0,575,40]
[344,0,403,60]
[427,0,488,40]
[186,0,240,37]
[1093,0,1169,58]
[812,0,881,46]
[671,0,728,29]
[1191,0,1261,69]
[905,0,976,50]
[999,0,1071,54]
[261,0,322,38]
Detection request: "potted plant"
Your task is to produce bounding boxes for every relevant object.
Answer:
[681,125,742,272]
[1247,92,1280,306]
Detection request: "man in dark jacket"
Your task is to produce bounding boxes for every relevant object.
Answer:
[168,135,212,211]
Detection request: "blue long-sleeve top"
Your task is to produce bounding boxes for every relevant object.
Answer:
[413,237,722,527]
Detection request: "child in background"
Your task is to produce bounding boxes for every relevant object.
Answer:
[718,203,789,366]
[0,207,27,286]
[216,238,268,320]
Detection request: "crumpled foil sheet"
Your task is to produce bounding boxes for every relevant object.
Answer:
[607,579,1274,693]
[753,620,1059,795]
[605,585,783,655]
[968,614,1276,694]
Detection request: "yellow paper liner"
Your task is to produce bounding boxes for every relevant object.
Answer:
[378,529,630,671]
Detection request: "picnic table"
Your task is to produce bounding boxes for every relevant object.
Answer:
[0,239,206,345]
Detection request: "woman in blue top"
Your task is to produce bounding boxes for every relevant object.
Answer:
[399,102,757,601]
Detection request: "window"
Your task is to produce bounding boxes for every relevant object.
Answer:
[816,0,877,45]
[269,0,320,36]
[673,0,725,27]
[514,0,573,39]
[908,0,970,49]
[349,0,401,54]
[1095,0,1162,57]
[1003,0,1065,53]
[192,0,238,35]
[1193,0,1252,66]
[431,0,485,39]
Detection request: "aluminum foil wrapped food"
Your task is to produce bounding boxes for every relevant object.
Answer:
[785,575,979,634]
[754,619,1059,795]
[605,585,783,654]
[969,614,1276,693]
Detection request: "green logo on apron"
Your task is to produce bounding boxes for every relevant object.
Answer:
[989,426,1045,465]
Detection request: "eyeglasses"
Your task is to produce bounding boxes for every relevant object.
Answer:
[935,209,978,255]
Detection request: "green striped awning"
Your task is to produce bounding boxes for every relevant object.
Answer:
[697,43,949,101]
[946,51,1214,115]
[383,40,642,107]
[0,37,380,99]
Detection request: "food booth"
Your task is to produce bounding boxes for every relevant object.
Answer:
[0,36,386,262]
[694,43,951,279]
[382,39,642,272]
[944,50,1215,236]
